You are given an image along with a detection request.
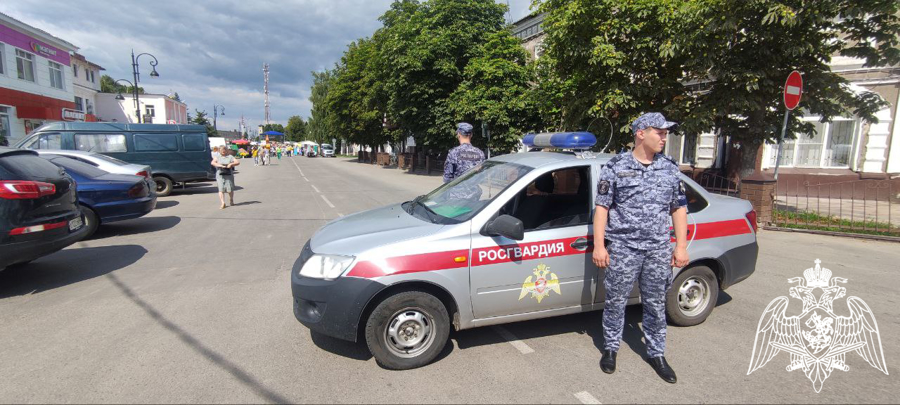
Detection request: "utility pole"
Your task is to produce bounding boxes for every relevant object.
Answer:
[263,63,270,125]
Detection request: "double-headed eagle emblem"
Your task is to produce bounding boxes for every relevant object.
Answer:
[748,260,888,393]
[519,263,561,303]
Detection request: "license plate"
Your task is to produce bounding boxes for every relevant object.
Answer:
[69,217,84,231]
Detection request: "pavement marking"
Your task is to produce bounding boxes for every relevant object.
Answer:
[574,391,602,404]
[320,195,336,208]
[491,326,534,354]
[303,177,309,182]
[311,184,320,193]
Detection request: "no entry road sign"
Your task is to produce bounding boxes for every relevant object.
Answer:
[784,71,803,110]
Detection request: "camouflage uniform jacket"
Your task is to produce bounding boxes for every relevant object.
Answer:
[594,152,688,250]
[443,143,485,183]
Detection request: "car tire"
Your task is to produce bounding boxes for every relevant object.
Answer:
[154,176,173,197]
[81,206,100,239]
[365,291,450,370]
[666,265,719,327]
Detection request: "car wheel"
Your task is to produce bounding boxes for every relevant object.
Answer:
[365,291,450,370]
[81,206,100,239]
[666,265,719,326]
[154,176,173,197]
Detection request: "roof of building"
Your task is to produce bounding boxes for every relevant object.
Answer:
[72,53,106,71]
[0,11,78,51]
[511,12,545,29]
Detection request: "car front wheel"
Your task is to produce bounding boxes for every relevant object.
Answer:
[365,291,450,370]
[666,265,719,326]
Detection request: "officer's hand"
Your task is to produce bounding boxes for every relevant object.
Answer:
[593,247,610,268]
[672,247,689,268]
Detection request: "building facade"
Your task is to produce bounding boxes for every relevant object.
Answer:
[0,12,78,144]
[94,92,188,124]
[70,52,104,122]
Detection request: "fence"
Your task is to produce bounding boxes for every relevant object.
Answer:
[773,179,899,237]
[694,172,741,197]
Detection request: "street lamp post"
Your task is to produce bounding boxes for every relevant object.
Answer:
[131,50,160,123]
[212,105,225,133]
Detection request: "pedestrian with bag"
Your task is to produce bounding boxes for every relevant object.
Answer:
[212,148,240,209]
[593,112,689,384]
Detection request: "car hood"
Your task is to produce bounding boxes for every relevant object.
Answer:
[310,203,444,256]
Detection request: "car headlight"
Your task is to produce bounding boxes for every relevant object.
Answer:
[299,254,355,280]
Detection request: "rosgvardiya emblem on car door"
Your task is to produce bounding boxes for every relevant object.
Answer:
[748,259,888,393]
[519,263,561,303]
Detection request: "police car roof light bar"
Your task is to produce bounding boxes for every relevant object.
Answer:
[522,132,597,150]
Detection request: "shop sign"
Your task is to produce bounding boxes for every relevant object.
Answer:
[30,42,58,58]
[62,108,85,121]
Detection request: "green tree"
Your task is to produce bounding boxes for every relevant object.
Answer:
[99,74,144,95]
[326,38,387,150]
[285,116,307,142]
[534,0,900,177]
[309,70,335,145]
[380,0,509,151]
[191,109,217,137]
[449,30,540,153]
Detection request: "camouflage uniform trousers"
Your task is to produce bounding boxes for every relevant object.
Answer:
[602,241,674,358]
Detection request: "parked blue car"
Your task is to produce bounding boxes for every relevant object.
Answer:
[40,155,157,237]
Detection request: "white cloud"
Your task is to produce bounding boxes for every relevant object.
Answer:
[2,0,534,131]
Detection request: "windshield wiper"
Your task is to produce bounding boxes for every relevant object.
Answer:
[410,195,439,223]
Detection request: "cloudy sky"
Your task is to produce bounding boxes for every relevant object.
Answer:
[3,0,534,132]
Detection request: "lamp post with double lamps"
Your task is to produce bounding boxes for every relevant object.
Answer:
[131,50,160,123]
[213,105,225,133]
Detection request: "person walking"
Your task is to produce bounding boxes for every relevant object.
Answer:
[592,112,688,384]
[443,122,484,183]
[252,146,259,166]
[262,146,270,166]
[212,148,240,209]
[276,145,282,161]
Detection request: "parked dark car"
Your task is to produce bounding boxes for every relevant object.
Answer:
[40,155,157,238]
[15,122,213,197]
[0,148,88,271]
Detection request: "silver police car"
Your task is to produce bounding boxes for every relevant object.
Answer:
[292,133,758,370]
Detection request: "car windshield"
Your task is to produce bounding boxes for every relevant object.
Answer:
[406,160,532,224]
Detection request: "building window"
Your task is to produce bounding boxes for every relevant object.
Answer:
[0,44,6,75]
[0,106,10,144]
[73,64,78,77]
[145,105,155,118]
[90,70,95,83]
[825,120,855,167]
[795,121,825,167]
[86,99,94,115]
[16,49,36,82]
[75,96,84,112]
[682,134,697,164]
[85,67,89,79]
[49,61,64,89]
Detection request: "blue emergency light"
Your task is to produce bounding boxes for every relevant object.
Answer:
[522,132,597,150]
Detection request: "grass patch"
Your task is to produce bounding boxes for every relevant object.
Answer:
[774,209,900,237]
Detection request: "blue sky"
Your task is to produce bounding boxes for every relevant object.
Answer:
[2,0,534,132]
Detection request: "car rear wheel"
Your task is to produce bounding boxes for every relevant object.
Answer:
[666,265,718,326]
[365,291,450,370]
[81,206,99,239]
[154,176,173,197]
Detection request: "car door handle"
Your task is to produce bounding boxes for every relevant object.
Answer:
[570,238,591,251]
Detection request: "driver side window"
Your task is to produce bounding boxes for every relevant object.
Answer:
[501,166,592,231]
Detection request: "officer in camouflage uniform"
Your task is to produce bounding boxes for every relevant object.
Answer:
[592,112,689,384]
[442,123,485,200]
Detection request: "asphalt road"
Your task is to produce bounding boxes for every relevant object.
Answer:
[0,156,897,403]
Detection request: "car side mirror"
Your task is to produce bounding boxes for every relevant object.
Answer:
[485,215,524,241]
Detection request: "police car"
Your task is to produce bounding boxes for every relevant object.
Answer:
[292,132,758,370]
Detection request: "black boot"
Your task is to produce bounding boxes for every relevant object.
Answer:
[600,350,617,374]
[648,356,677,383]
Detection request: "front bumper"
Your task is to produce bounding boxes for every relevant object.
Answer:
[0,215,89,269]
[290,245,385,342]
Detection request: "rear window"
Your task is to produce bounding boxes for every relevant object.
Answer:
[45,156,109,179]
[182,133,206,151]
[76,134,128,153]
[0,153,63,180]
[134,134,178,152]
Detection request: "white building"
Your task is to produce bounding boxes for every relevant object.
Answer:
[95,92,188,124]
[0,12,79,143]
[70,52,103,122]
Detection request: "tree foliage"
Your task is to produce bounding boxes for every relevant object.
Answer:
[100,74,144,95]
[285,116,308,142]
[191,109,217,138]
[534,0,900,175]
[308,70,334,145]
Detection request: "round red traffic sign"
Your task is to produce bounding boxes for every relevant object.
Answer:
[784,71,803,110]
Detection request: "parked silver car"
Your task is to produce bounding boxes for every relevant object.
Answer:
[34,150,152,181]
[291,133,759,370]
